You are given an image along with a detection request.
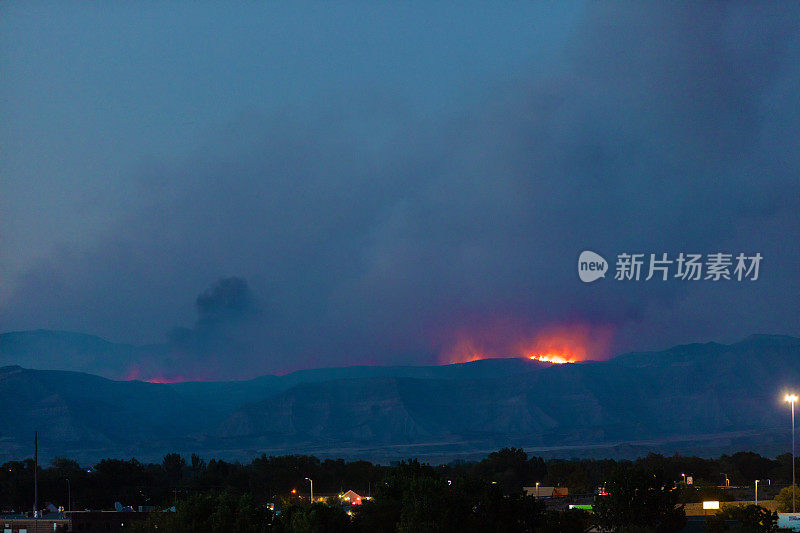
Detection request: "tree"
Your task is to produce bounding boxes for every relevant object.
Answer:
[475,447,530,493]
[190,453,206,474]
[537,509,592,533]
[704,504,777,533]
[593,465,686,532]
[775,484,800,513]
[162,453,186,484]
[352,496,402,533]
[275,501,352,533]
[131,492,273,533]
[546,459,592,494]
[51,457,82,473]
[353,462,547,533]
[729,452,776,483]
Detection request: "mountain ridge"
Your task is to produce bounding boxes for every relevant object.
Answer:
[1,332,798,463]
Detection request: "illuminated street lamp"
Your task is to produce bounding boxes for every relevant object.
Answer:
[681,473,686,484]
[720,473,729,488]
[755,479,759,507]
[786,393,798,513]
[536,482,540,499]
[305,477,313,503]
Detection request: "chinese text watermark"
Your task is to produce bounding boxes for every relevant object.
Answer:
[578,251,762,283]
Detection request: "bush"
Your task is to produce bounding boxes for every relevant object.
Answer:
[703,504,777,533]
[775,485,800,513]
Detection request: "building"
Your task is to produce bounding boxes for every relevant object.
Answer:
[1,511,145,533]
[523,486,568,498]
[2,516,69,533]
[340,490,363,505]
[68,510,144,531]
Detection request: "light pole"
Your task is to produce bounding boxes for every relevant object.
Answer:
[34,431,38,519]
[720,473,729,488]
[305,477,313,503]
[66,478,71,512]
[786,394,798,513]
[535,482,539,499]
[755,479,759,507]
[681,473,686,484]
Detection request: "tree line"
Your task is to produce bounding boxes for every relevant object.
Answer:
[1,448,798,532]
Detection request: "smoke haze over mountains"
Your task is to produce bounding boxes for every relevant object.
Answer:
[1,4,798,379]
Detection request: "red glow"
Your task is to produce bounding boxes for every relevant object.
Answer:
[440,320,614,365]
[442,335,488,364]
[528,353,572,364]
[123,365,201,383]
[140,375,191,384]
[517,324,613,364]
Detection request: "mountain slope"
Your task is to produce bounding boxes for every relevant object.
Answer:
[214,335,800,455]
[0,330,166,379]
[0,334,798,463]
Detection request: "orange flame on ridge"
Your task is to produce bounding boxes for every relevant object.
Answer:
[440,321,614,365]
[528,353,572,364]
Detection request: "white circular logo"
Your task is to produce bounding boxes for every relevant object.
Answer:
[578,250,608,283]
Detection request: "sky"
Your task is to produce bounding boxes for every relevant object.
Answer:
[1,3,798,380]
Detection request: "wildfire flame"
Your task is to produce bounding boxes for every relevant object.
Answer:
[528,353,572,364]
[440,321,614,365]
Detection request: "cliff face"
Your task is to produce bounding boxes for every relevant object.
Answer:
[1,334,798,463]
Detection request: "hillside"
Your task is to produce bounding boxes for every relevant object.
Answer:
[1,333,798,463]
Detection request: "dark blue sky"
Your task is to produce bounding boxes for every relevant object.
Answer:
[1,3,798,379]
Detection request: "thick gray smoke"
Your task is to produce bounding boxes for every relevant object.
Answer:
[1,4,798,379]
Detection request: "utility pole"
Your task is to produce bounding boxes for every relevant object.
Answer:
[34,431,38,518]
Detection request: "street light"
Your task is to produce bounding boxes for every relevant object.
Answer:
[720,473,729,488]
[305,477,313,503]
[535,482,540,499]
[681,473,686,484]
[786,393,798,513]
[755,479,759,507]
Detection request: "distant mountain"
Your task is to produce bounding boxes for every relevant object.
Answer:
[1,333,798,464]
[168,357,551,414]
[0,329,546,384]
[0,330,165,379]
[0,364,204,461]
